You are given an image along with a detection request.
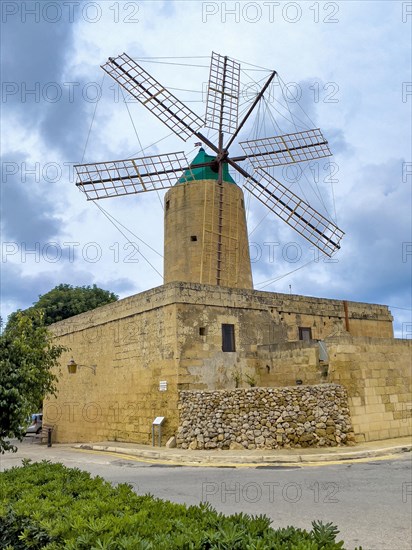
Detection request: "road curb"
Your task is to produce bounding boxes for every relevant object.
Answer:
[75,443,412,466]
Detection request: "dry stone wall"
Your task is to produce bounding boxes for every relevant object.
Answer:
[177,384,354,450]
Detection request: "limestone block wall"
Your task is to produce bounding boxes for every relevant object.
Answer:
[177,385,354,449]
[45,286,181,444]
[174,284,393,392]
[176,302,268,391]
[326,337,412,442]
[257,341,322,387]
[171,283,394,342]
[45,283,397,446]
[272,305,393,340]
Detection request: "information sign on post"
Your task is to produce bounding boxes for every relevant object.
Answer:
[152,417,165,447]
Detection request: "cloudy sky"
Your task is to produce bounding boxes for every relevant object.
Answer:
[1,0,411,337]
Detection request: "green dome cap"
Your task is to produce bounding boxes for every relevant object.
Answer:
[178,148,236,184]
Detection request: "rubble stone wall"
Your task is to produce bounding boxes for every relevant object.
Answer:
[177,384,354,450]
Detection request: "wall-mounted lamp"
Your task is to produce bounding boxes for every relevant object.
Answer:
[67,358,97,375]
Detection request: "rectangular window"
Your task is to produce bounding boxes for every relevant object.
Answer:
[199,327,206,336]
[222,323,235,352]
[298,327,312,341]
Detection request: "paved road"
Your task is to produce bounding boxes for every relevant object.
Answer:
[1,437,411,550]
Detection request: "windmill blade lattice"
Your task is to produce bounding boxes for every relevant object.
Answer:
[75,152,191,200]
[244,168,343,256]
[77,51,344,261]
[205,52,240,135]
[238,129,332,167]
[101,53,205,141]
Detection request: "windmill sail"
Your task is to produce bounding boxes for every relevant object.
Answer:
[238,129,332,167]
[243,168,344,256]
[75,152,191,200]
[205,52,240,135]
[77,51,344,263]
[101,53,204,141]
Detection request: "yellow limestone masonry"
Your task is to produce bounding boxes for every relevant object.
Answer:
[163,179,253,289]
[45,282,409,445]
[327,336,412,442]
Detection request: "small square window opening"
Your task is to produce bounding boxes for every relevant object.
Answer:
[298,327,312,341]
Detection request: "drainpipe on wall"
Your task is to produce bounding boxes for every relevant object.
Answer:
[343,300,350,333]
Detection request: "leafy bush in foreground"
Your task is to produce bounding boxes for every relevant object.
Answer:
[0,461,359,549]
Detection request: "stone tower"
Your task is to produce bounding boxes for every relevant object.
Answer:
[164,149,253,289]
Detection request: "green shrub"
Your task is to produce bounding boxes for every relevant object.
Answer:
[0,461,360,549]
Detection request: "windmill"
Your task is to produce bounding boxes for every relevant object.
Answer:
[75,52,344,289]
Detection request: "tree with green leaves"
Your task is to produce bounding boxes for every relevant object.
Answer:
[0,310,66,453]
[7,283,118,328]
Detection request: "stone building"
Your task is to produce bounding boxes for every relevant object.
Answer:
[45,157,411,446]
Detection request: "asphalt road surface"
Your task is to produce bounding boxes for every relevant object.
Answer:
[1,437,411,550]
